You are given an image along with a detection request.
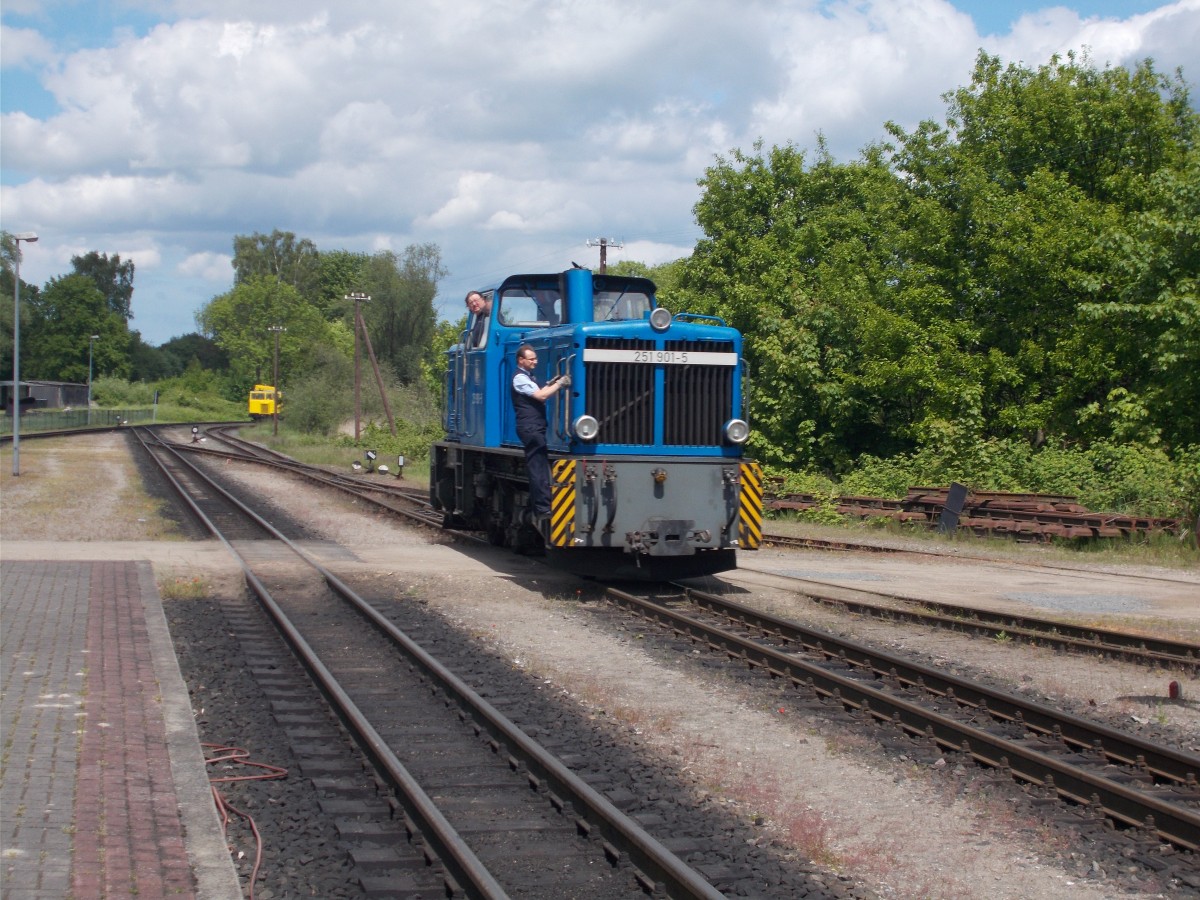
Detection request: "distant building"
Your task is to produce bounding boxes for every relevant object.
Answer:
[1,380,89,415]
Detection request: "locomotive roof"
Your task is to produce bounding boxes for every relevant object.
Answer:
[488,270,657,295]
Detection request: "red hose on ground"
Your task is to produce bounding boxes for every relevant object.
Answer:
[203,742,288,900]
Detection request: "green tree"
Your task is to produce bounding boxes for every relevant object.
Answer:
[319,249,369,316]
[356,244,445,384]
[24,274,131,381]
[280,343,354,434]
[610,258,689,309]
[685,141,977,469]
[71,250,135,321]
[196,275,333,392]
[887,51,1198,446]
[127,332,172,382]
[685,52,1199,470]
[422,317,464,404]
[0,231,41,379]
[232,230,322,307]
[1073,150,1200,445]
[157,333,230,377]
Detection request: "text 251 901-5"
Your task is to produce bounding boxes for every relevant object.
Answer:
[634,350,687,364]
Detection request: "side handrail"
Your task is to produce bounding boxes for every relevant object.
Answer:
[553,352,576,442]
[459,331,480,439]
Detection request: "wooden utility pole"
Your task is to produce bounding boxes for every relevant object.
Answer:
[356,308,396,437]
[267,325,286,436]
[586,237,623,273]
[346,292,369,441]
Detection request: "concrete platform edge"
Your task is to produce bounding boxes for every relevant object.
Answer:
[136,560,242,900]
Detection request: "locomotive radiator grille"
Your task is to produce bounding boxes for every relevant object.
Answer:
[586,338,656,445]
[584,338,735,446]
[663,340,734,445]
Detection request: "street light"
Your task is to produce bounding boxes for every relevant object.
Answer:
[11,232,38,477]
[345,292,370,442]
[267,325,285,436]
[87,334,100,425]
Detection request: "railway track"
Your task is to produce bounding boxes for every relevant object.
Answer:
[761,531,1199,586]
[132,426,775,897]
[765,486,1186,542]
[177,425,1196,670]
[126,425,1199,892]
[731,563,1200,673]
[177,425,445,528]
[604,584,1200,863]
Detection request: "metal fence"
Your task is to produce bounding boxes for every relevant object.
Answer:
[0,408,158,435]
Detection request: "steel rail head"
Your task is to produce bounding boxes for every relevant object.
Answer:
[606,585,1200,853]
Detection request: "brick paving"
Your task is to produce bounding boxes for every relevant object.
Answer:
[1,560,240,900]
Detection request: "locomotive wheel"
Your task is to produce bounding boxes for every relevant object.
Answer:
[441,511,469,529]
[516,522,545,556]
[486,519,507,546]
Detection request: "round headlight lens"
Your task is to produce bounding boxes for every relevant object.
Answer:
[649,307,672,332]
[573,415,600,441]
[724,418,750,444]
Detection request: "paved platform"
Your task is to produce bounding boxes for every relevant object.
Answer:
[1,559,241,899]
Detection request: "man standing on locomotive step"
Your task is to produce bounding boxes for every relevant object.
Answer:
[511,343,570,521]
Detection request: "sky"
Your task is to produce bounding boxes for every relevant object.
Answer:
[2,1,1197,346]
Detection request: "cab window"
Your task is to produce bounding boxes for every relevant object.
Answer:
[498,288,561,327]
[593,288,652,322]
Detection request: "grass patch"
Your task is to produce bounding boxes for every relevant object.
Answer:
[0,436,186,542]
[240,421,431,476]
[764,511,1199,569]
[158,575,209,600]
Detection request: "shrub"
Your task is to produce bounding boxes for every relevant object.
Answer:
[90,376,155,406]
[834,438,1196,519]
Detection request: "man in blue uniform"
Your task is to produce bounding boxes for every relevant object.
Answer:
[511,343,570,520]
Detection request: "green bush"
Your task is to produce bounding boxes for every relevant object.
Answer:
[90,376,155,406]
[338,418,441,468]
[835,438,1196,520]
[759,466,844,524]
[85,373,243,421]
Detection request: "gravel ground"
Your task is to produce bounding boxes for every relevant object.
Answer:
[3,430,1198,899]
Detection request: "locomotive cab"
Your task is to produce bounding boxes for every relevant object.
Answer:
[432,268,762,580]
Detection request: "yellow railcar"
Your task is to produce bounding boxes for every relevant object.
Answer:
[248,384,281,419]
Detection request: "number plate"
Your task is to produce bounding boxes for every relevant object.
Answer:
[582,349,737,366]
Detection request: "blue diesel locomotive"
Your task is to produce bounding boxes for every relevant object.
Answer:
[430,267,763,580]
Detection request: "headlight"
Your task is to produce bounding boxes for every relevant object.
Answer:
[649,307,672,332]
[723,418,749,444]
[573,415,600,441]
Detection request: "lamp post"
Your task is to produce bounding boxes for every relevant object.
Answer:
[11,232,38,477]
[87,334,100,425]
[267,325,285,436]
[345,292,370,442]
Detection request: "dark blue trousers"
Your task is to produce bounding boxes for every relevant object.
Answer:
[517,424,551,516]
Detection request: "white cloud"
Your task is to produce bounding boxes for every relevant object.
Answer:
[619,239,694,267]
[178,251,232,281]
[2,0,1196,342]
[115,244,162,270]
[0,24,58,68]
[750,1,983,156]
[997,1,1200,65]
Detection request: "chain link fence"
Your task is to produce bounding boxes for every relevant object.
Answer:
[0,408,158,435]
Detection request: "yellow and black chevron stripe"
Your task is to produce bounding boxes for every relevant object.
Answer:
[738,460,763,550]
[548,459,577,547]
